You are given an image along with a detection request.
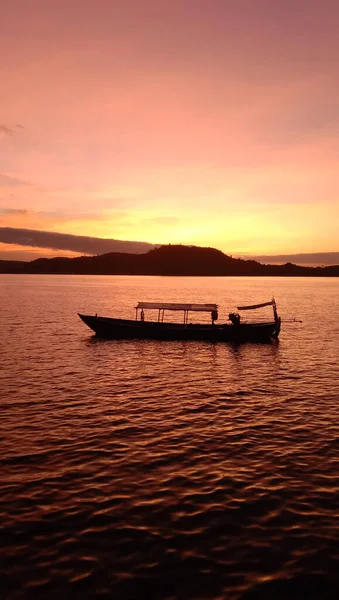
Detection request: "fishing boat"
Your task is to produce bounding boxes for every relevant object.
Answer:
[78,298,281,342]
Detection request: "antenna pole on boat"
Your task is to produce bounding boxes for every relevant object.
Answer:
[271,296,278,323]
[282,318,303,323]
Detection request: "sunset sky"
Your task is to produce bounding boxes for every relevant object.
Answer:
[1,0,339,261]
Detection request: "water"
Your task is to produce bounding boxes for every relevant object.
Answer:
[1,275,339,599]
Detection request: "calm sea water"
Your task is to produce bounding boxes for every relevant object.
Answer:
[1,275,339,599]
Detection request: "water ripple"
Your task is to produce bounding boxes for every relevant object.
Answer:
[1,275,339,598]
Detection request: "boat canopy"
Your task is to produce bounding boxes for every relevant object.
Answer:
[237,300,274,311]
[136,302,218,312]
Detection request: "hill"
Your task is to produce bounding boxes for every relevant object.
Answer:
[0,245,339,276]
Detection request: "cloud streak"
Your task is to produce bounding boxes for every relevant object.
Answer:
[1,208,29,215]
[0,173,36,188]
[0,227,156,255]
[0,124,24,137]
[249,252,339,266]
[0,125,14,137]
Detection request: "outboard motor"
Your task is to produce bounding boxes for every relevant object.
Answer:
[229,312,241,325]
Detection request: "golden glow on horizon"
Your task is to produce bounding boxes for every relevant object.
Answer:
[2,195,338,260]
[0,242,81,261]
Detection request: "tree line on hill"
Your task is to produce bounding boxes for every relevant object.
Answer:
[1,245,339,276]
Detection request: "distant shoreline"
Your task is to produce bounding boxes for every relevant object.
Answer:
[1,245,339,277]
[1,273,338,278]
[1,272,338,277]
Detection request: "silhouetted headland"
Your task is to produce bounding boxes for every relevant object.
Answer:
[1,245,339,276]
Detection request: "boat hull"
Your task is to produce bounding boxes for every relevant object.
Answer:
[78,314,281,343]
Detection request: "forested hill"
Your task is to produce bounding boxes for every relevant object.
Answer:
[1,245,339,276]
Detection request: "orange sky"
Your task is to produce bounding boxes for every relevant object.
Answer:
[1,0,339,260]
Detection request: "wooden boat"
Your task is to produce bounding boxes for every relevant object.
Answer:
[78,298,281,342]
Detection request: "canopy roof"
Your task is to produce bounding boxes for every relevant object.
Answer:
[237,301,273,311]
[136,302,218,312]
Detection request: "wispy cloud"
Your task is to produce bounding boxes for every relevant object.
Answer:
[0,208,29,215]
[0,124,24,137]
[249,252,339,266]
[0,173,34,188]
[0,125,14,137]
